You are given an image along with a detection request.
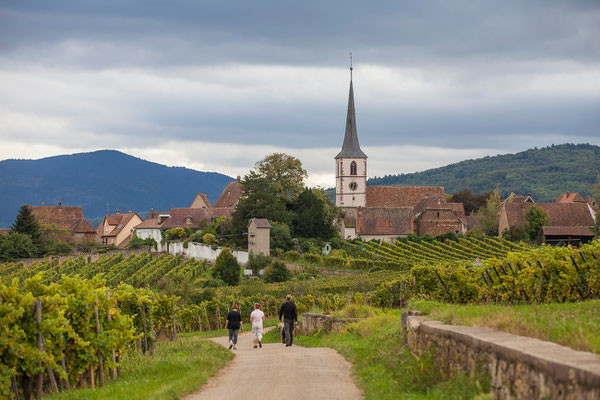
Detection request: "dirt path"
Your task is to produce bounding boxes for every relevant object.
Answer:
[185,328,363,400]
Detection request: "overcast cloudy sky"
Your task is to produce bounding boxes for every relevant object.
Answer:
[1,1,599,187]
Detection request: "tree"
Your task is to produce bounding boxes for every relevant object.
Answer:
[0,232,38,261]
[11,205,42,248]
[270,221,293,252]
[211,248,240,286]
[263,260,291,283]
[292,188,336,239]
[477,188,502,236]
[525,206,549,243]
[230,154,307,247]
[449,189,491,215]
[249,153,307,199]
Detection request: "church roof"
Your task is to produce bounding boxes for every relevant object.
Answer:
[335,80,367,159]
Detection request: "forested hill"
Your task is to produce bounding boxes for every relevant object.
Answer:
[0,150,234,228]
[368,144,600,201]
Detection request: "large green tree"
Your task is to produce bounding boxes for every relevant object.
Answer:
[292,188,337,239]
[11,205,42,251]
[477,188,502,236]
[0,232,38,261]
[211,248,241,286]
[230,154,307,246]
[449,189,491,215]
[525,206,549,243]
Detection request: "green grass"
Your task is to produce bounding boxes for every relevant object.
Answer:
[294,313,490,399]
[47,336,233,400]
[411,299,600,354]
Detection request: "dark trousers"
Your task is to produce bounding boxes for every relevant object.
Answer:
[228,328,239,344]
[283,319,295,346]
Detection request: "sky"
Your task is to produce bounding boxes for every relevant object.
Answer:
[1,0,599,188]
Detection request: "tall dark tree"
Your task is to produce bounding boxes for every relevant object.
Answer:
[449,189,491,215]
[292,189,336,239]
[525,206,549,243]
[211,248,241,286]
[0,232,38,261]
[11,205,41,247]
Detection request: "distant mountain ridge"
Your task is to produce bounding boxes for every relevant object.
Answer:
[0,150,234,228]
[368,143,600,201]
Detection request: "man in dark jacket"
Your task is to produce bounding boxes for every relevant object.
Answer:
[278,294,298,347]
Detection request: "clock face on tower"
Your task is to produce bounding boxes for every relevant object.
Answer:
[349,181,358,191]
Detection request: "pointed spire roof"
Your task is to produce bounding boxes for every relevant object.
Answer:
[335,77,367,159]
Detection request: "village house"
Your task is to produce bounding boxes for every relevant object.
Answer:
[335,71,468,242]
[498,195,596,245]
[97,211,143,247]
[30,202,98,242]
[133,179,243,244]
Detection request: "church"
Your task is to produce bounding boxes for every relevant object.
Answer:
[335,70,467,242]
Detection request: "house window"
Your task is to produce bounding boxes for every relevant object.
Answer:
[350,161,357,176]
[437,212,440,218]
[185,217,192,224]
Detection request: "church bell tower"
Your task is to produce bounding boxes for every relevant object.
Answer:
[335,63,367,209]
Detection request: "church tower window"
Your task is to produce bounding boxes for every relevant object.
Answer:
[350,161,357,175]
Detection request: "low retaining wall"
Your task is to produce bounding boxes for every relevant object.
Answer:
[403,313,600,400]
[167,241,248,264]
[299,313,360,335]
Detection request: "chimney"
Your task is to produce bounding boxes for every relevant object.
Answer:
[237,176,241,181]
[58,201,62,206]
[42,202,45,206]
[128,210,132,213]
[117,209,120,214]
[528,193,531,197]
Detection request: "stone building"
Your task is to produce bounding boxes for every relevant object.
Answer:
[30,202,98,242]
[248,218,271,256]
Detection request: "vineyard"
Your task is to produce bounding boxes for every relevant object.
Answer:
[1,238,599,398]
[345,237,531,267]
[0,253,208,288]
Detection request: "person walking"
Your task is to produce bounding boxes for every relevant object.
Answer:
[278,294,297,347]
[250,303,265,349]
[226,303,243,350]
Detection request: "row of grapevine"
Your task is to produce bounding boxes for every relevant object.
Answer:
[0,253,208,289]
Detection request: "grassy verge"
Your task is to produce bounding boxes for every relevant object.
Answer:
[47,336,233,400]
[288,312,490,399]
[411,299,600,354]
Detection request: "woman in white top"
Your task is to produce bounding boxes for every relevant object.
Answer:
[250,303,265,349]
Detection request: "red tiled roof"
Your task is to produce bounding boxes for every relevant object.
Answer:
[161,208,213,229]
[447,202,467,223]
[102,213,139,237]
[214,181,242,208]
[0,228,11,236]
[211,207,234,219]
[135,211,171,229]
[30,205,96,236]
[504,203,594,228]
[366,186,445,208]
[542,226,595,237]
[249,218,271,228]
[556,192,587,203]
[357,207,413,235]
[413,198,467,226]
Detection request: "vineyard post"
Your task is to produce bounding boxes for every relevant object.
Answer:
[203,303,210,330]
[216,306,221,330]
[42,335,59,393]
[142,304,148,353]
[171,299,176,341]
[569,255,590,298]
[94,295,104,387]
[196,311,202,332]
[115,300,121,378]
[35,298,43,400]
[60,351,70,390]
[106,291,117,381]
[334,294,337,311]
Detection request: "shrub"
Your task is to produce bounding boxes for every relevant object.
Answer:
[302,253,322,264]
[189,232,204,242]
[284,250,300,261]
[322,256,347,268]
[202,233,216,244]
[332,304,378,319]
[247,253,272,274]
[201,278,227,288]
[0,232,38,261]
[211,248,240,286]
[264,260,292,283]
[44,239,73,256]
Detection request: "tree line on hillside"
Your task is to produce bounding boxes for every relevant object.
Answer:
[368,143,600,201]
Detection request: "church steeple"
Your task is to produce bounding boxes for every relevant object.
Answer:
[335,68,367,159]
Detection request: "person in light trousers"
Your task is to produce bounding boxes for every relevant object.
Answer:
[250,303,265,348]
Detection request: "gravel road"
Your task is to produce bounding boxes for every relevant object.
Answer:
[185,328,363,400]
